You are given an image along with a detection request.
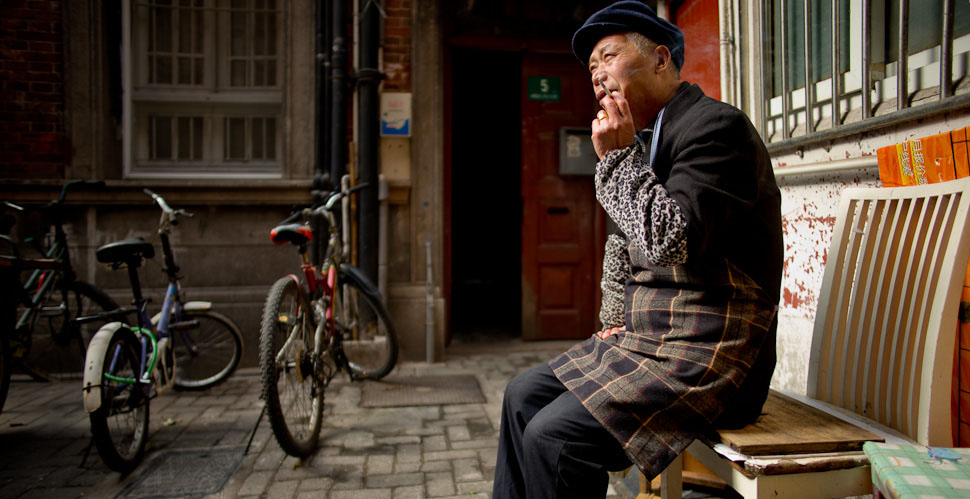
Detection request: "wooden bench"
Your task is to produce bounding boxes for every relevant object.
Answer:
[654,176,970,498]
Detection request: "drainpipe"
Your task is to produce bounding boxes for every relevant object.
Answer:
[330,0,349,185]
[378,174,388,299]
[356,0,384,285]
[312,0,332,265]
[718,0,736,105]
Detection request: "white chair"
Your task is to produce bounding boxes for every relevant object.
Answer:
[658,175,970,498]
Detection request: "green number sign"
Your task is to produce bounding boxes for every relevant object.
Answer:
[527,76,561,101]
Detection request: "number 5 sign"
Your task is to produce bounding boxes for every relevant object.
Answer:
[527,76,561,101]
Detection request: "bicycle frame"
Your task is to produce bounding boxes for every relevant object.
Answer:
[8,180,102,338]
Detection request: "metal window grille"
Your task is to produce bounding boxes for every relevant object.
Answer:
[760,0,969,149]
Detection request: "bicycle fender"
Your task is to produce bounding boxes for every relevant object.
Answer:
[82,322,125,413]
[149,301,213,325]
[339,264,381,299]
[182,301,212,312]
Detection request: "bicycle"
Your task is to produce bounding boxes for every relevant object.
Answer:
[259,181,399,457]
[81,188,243,473]
[0,180,119,415]
[143,189,243,390]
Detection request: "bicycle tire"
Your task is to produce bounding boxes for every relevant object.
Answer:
[88,326,149,473]
[259,276,324,457]
[21,279,118,380]
[0,337,9,416]
[168,310,243,391]
[335,267,398,380]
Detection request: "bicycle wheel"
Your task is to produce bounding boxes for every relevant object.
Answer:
[259,276,324,457]
[21,279,118,380]
[168,310,243,391]
[89,326,149,473]
[334,268,398,380]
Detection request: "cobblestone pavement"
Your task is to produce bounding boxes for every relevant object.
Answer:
[0,339,645,499]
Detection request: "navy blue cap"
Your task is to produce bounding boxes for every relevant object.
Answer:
[572,1,685,69]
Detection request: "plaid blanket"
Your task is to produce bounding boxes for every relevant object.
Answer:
[550,247,777,479]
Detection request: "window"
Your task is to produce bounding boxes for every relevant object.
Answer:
[760,0,970,145]
[123,0,282,178]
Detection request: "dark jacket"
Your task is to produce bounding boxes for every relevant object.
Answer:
[550,82,783,478]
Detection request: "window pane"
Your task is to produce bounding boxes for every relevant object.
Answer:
[178,116,191,159]
[153,116,173,160]
[155,7,172,52]
[254,60,265,86]
[156,56,173,84]
[266,12,277,55]
[194,6,204,53]
[179,9,192,53]
[226,117,246,160]
[231,11,247,57]
[767,0,850,96]
[252,118,264,159]
[267,60,276,86]
[254,12,265,56]
[178,57,192,84]
[266,117,276,159]
[884,1,970,61]
[194,57,204,85]
[231,60,247,86]
[193,117,203,160]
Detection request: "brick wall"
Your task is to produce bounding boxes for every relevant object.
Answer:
[0,1,67,179]
[383,0,411,91]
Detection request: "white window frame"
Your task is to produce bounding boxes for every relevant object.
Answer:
[122,0,284,179]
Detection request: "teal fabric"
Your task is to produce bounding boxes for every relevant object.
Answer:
[864,441,970,498]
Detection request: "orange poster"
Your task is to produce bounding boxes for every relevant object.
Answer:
[877,126,970,187]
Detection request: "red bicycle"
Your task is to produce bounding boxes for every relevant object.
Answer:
[259,181,398,457]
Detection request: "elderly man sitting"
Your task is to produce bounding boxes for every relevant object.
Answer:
[491,2,784,498]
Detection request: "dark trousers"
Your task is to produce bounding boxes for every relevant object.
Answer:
[492,363,632,499]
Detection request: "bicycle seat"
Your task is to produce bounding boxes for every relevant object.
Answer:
[96,238,155,265]
[270,224,312,246]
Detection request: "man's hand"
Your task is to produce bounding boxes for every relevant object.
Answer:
[595,326,626,340]
[591,87,636,159]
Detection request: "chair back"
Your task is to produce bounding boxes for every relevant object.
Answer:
[807,175,970,446]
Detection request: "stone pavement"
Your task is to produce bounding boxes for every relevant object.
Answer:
[0,339,655,499]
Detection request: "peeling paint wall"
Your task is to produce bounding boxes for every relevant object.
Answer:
[773,168,881,392]
[768,110,970,394]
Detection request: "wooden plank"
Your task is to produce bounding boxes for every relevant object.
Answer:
[713,391,884,455]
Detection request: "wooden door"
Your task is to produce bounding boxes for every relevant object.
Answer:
[521,52,603,341]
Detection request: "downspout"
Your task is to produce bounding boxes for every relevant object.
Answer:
[313,0,332,265]
[356,0,384,285]
[718,0,736,106]
[330,0,349,185]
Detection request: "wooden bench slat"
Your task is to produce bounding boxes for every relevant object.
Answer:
[713,391,884,456]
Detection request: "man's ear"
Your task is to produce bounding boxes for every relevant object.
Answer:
[655,45,672,71]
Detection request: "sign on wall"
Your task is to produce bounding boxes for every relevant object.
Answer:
[381,92,411,137]
[527,76,561,101]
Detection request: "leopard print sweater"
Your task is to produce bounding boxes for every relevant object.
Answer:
[595,136,689,328]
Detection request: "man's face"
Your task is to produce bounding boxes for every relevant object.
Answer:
[587,33,658,129]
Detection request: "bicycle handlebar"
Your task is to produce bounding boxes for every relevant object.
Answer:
[144,188,195,228]
[317,182,370,214]
[277,182,370,224]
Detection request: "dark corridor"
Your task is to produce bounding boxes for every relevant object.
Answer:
[450,49,522,341]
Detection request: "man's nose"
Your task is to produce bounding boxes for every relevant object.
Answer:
[592,73,606,89]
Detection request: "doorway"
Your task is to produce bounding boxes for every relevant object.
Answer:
[450,48,522,342]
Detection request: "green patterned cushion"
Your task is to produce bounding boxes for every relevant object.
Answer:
[864,442,970,498]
